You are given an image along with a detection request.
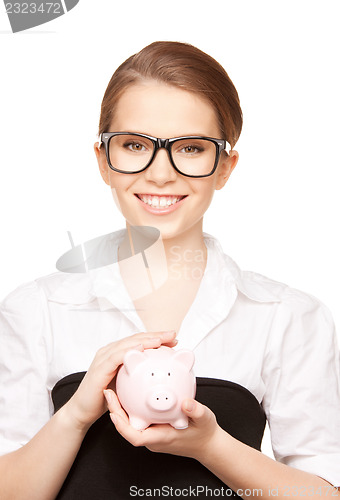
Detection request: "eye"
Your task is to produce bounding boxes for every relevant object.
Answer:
[182,145,199,154]
[151,372,154,376]
[125,141,147,152]
[168,372,171,376]
[129,142,146,152]
[177,143,205,155]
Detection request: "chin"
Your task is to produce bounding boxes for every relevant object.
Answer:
[155,224,193,242]
[125,212,200,242]
[134,222,182,241]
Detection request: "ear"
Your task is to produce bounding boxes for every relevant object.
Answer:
[123,349,145,376]
[94,142,110,186]
[215,150,239,190]
[173,349,195,371]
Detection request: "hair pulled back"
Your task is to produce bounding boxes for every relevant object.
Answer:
[98,41,242,148]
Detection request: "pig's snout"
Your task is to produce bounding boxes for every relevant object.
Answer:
[146,387,177,412]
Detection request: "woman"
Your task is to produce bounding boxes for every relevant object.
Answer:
[0,41,339,499]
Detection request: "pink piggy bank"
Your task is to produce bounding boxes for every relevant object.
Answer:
[116,346,196,430]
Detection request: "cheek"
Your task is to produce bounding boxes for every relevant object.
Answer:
[107,170,125,189]
[195,183,218,218]
[107,174,133,215]
[192,179,216,206]
[200,191,215,214]
[108,172,133,197]
[111,187,123,213]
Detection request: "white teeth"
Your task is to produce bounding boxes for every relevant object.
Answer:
[138,195,183,208]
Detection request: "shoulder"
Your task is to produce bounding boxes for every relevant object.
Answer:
[205,232,334,323]
[242,268,325,307]
[0,273,59,341]
[239,267,335,332]
[236,270,337,356]
[1,227,127,311]
[1,271,64,311]
[0,271,93,341]
[0,271,96,354]
[1,269,95,313]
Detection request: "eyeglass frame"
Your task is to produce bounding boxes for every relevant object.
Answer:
[98,132,232,178]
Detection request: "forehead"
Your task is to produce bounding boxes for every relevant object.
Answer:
[110,81,221,138]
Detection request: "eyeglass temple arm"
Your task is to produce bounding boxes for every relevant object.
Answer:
[223,140,232,155]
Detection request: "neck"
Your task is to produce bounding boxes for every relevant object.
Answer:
[162,225,207,267]
[118,221,207,279]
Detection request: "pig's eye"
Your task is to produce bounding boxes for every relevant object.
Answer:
[168,372,171,376]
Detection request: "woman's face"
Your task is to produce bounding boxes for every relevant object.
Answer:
[95,81,238,241]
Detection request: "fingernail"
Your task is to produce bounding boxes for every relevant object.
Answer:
[184,400,195,412]
[104,390,112,405]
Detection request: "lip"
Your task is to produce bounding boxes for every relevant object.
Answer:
[134,193,188,215]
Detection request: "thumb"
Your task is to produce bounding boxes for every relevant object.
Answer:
[182,399,209,423]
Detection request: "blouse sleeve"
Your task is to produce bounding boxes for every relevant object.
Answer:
[261,291,340,487]
[0,280,52,456]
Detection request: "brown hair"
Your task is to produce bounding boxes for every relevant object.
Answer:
[98,41,243,148]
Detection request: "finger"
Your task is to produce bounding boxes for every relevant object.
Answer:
[162,339,178,347]
[103,389,127,420]
[104,334,177,366]
[181,399,210,424]
[158,330,177,341]
[135,330,176,340]
[105,331,176,355]
[133,332,177,348]
[96,334,178,385]
[133,330,177,348]
[125,330,175,345]
[129,335,177,349]
[109,412,147,447]
[139,337,162,348]
[103,389,115,413]
[99,343,144,377]
[103,390,152,446]
[99,331,177,358]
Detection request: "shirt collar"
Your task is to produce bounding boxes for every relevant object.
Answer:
[46,230,281,307]
[203,234,282,303]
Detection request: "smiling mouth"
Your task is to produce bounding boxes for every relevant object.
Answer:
[135,194,187,209]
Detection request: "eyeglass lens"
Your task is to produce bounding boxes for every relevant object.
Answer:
[108,134,217,176]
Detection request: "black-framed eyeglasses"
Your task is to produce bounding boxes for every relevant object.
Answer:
[98,132,231,178]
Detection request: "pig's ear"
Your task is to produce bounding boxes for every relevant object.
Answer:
[123,349,145,376]
[173,349,195,370]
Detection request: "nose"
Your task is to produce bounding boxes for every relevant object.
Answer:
[144,148,177,185]
[146,388,176,412]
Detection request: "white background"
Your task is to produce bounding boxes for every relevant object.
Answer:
[0,0,339,458]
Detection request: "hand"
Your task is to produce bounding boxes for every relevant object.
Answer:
[104,389,220,462]
[63,330,177,431]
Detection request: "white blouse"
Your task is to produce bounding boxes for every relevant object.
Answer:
[0,230,339,486]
